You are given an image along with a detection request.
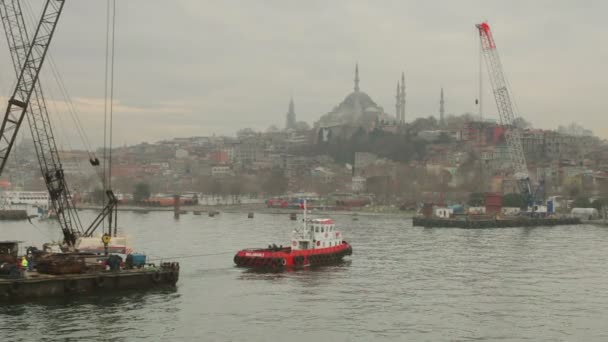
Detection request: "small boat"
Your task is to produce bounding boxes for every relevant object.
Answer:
[192,210,202,216]
[234,202,352,270]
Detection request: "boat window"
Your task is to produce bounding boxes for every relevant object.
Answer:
[321,227,324,233]
[315,226,319,233]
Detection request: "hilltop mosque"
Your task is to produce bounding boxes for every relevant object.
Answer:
[314,64,396,142]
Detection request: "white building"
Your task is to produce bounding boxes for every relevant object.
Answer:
[351,176,366,192]
[211,166,233,177]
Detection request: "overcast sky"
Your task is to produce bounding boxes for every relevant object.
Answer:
[0,0,606,148]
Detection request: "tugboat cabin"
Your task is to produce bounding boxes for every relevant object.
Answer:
[292,218,342,250]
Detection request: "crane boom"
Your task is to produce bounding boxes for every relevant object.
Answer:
[0,0,63,174]
[0,0,83,245]
[1,0,118,247]
[476,22,533,201]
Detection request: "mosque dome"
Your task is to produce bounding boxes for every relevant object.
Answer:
[339,91,378,111]
[315,64,384,129]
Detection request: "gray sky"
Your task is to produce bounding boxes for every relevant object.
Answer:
[0,0,606,148]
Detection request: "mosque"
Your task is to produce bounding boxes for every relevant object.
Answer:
[312,64,403,143]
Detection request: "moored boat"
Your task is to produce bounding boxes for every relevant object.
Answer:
[234,208,352,270]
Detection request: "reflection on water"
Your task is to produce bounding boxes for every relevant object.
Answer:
[2,212,608,341]
[1,288,181,341]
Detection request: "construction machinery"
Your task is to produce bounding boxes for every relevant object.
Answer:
[0,0,116,248]
[476,22,543,208]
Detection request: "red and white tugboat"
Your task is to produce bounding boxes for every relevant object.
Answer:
[234,204,352,270]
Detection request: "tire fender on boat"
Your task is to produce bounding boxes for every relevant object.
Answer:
[8,281,22,296]
[151,271,162,283]
[65,279,78,293]
[94,276,105,288]
[167,271,178,283]
[281,258,286,266]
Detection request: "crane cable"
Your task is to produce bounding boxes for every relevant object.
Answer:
[108,0,117,191]
[21,1,97,161]
[146,251,235,262]
[102,0,117,231]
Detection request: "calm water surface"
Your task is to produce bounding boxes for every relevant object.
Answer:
[2,211,608,341]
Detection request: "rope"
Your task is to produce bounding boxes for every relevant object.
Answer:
[146,251,234,262]
[26,215,53,240]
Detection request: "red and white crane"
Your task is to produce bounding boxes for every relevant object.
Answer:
[476,22,536,205]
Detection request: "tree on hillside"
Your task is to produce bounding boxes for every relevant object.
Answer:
[437,132,452,144]
[445,113,475,128]
[468,192,485,206]
[294,121,310,131]
[210,179,222,199]
[266,125,279,133]
[87,187,105,205]
[133,182,151,202]
[503,193,526,209]
[237,127,256,138]
[591,198,608,211]
[409,116,438,131]
[512,117,532,129]
[366,176,392,204]
[228,177,244,203]
[262,170,287,195]
[571,196,591,208]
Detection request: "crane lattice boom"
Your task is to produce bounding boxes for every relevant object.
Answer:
[1,0,118,247]
[476,22,532,197]
[0,0,64,175]
[0,0,83,245]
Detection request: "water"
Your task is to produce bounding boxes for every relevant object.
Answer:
[2,211,608,341]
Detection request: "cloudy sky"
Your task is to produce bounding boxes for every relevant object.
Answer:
[0,0,606,148]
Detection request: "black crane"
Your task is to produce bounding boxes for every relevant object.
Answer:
[0,0,117,247]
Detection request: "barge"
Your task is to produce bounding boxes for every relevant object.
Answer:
[413,216,581,228]
[0,240,179,302]
[0,264,179,301]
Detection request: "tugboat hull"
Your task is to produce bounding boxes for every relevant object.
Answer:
[234,242,352,270]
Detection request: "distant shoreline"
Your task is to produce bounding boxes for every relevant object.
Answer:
[75,203,415,218]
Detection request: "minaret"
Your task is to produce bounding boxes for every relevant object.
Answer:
[354,63,360,92]
[439,88,445,126]
[399,72,406,123]
[286,97,296,130]
[395,81,401,123]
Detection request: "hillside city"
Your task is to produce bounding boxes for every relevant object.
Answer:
[2,66,605,212]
